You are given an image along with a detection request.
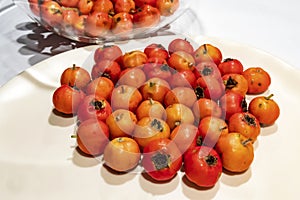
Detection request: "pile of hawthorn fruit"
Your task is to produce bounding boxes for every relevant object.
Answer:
[52,37,280,188]
[28,0,179,38]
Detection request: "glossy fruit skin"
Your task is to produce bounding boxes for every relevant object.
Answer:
[114,0,135,14]
[103,137,141,172]
[121,50,148,68]
[192,98,222,122]
[197,116,228,148]
[111,12,134,35]
[165,103,195,130]
[194,61,222,81]
[219,91,247,121]
[117,67,146,88]
[169,70,197,89]
[60,64,91,90]
[139,77,171,103]
[193,44,223,65]
[133,5,161,28]
[168,51,195,71]
[242,67,271,94]
[170,123,200,154]
[144,43,169,60]
[133,117,170,149]
[222,73,248,96]
[136,99,166,120]
[91,59,121,84]
[156,0,179,16]
[106,109,137,139]
[61,8,80,30]
[248,94,280,126]
[228,112,261,142]
[92,0,114,14]
[196,76,225,101]
[110,84,143,112]
[58,0,79,7]
[85,76,114,100]
[85,11,112,37]
[77,94,112,122]
[215,132,254,173]
[134,0,156,7]
[142,138,182,181]
[40,1,64,27]
[94,45,123,63]
[168,38,194,55]
[77,0,94,15]
[164,87,197,108]
[76,118,110,156]
[184,146,222,187]
[73,14,88,35]
[218,58,244,76]
[143,62,172,81]
[52,84,85,115]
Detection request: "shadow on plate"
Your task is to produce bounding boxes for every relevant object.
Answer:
[48,108,77,127]
[181,175,220,200]
[260,123,278,136]
[100,163,138,185]
[139,171,180,195]
[71,146,101,168]
[220,167,252,187]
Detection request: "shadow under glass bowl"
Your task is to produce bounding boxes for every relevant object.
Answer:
[13,0,190,44]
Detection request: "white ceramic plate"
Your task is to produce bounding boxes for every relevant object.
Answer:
[1,35,300,200]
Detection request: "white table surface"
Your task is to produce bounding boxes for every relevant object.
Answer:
[1,0,300,87]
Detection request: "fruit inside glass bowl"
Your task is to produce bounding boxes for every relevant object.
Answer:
[14,0,190,44]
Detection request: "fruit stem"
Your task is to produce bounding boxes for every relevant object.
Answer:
[203,44,208,54]
[265,94,274,100]
[242,138,252,146]
[149,98,154,105]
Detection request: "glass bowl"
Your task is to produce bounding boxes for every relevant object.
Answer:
[13,0,190,44]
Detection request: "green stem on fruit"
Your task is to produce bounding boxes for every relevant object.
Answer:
[71,135,77,138]
[149,98,154,105]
